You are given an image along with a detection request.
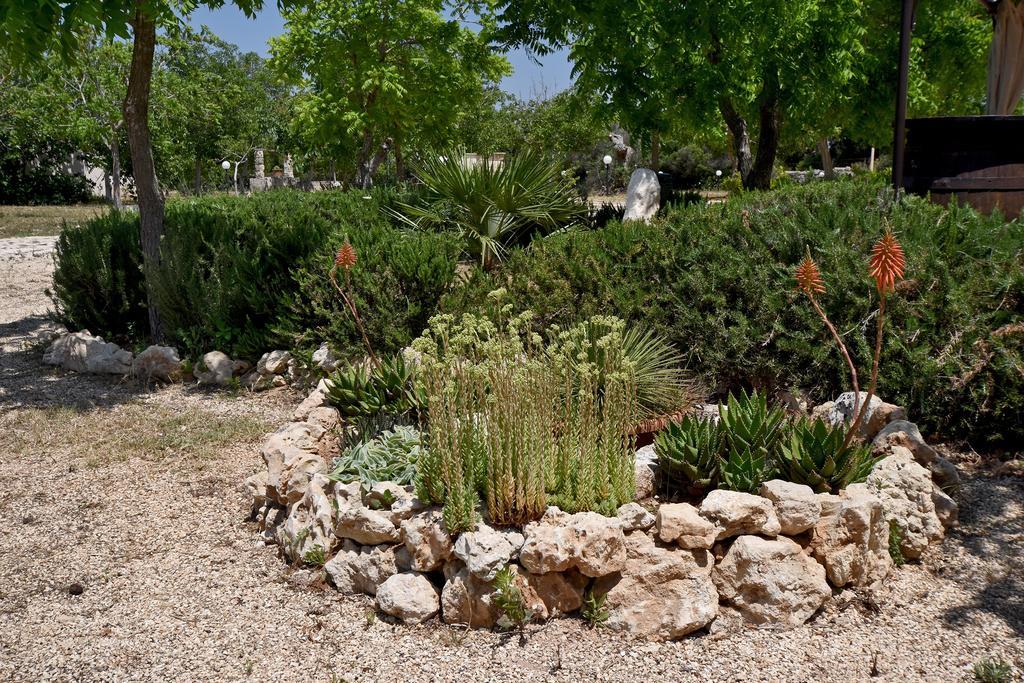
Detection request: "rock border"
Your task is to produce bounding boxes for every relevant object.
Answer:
[246,388,960,639]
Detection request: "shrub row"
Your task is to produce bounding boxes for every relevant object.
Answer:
[444,180,1024,447]
[50,189,461,359]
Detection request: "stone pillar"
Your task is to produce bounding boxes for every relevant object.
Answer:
[283,153,294,179]
[254,148,265,178]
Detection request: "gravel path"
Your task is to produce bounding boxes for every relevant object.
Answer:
[0,235,59,260]
[1,246,1021,682]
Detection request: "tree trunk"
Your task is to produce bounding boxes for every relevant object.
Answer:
[745,75,782,191]
[650,131,661,170]
[356,130,374,189]
[193,157,203,195]
[719,97,752,183]
[123,2,165,342]
[818,138,834,179]
[110,132,122,210]
[395,141,405,181]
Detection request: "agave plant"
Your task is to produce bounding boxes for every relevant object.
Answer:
[779,418,880,493]
[656,415,724,494]
[395,151,585,269]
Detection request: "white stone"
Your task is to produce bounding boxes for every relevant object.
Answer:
[616,502,655,532]
[519,510,626,577]
[43,331,133,375]
[312,342,340,372]
[324,540,398,595]
[336,505,401,545]
[656,502,717,549]
[452,523,525,581]
[699,489,781,540]
[809,484,891,587]
[713,535,830,627]
[194,350,234,386]
[294,378,330,421]
[866,447,945,559]
[593,531,718,639]
[400,510,454,572]
[758,480,822,535]
[376,573,440,624]
[262,428,328,506]
[622,168,660,223]
[257,350,292,376]
[634,444,657,499]
[276,474,335,562]
[132,345,181,381]
[872,420,937,465]
[826,392,906,440]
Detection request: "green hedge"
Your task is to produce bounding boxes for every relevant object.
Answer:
[444,180,1024,447]
[51,189,460,359]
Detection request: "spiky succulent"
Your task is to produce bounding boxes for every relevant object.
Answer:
[716,390,785,493]
[779,418,880,493]
[655,415,724,494]
[325,354,424,418]
[720,445,776,494]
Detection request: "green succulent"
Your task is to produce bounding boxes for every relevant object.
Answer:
[715,391,785,492]
[779,418,881,494]
[325,353,424,418]
[720,444,777,493]
[655,415,724,494]
[328,424,423,486]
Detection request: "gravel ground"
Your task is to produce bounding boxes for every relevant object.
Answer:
[1,247,1021,683]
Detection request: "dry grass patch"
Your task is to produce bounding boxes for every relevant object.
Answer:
[1,401,273,467]
[0,204,107,238]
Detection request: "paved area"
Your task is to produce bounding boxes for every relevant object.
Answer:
[0,236,59,260]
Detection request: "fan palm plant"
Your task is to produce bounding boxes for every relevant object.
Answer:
[394,151,585,269]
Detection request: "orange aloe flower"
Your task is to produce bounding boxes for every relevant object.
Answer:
[335,241,357,270]
[795,252,826,295]
[869,230,906,294]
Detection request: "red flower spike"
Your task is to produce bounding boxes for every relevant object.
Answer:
[335,241,357,270]
[795,253,826,295]
[869,230,906,294]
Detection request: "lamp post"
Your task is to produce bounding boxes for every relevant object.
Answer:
[602,154,613,195]
[221,159,231,194]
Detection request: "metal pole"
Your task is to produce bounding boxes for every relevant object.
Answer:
[892,0,916,192]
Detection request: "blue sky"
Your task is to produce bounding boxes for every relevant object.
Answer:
[189,5,573,100]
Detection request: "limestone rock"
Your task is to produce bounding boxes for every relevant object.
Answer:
[622,168,661,223]
[276,474,335,562]
[401,510,454,572]
[520,510,626,578]
[452,523,525,581]
[634,444,657,500]
[523,569,588,618]
[872,420,936,465]
[312,342,340,372]
[931,485,959,529]
[324,540,398,595]
[825,392,905,440]
[194,350,235,386]
[441,562,502,628]
[132,345,181,381]
[263,427,328,506]
[294,378,330,421]
[617,502,655,532]
[336,505,401,545]
[242,471,269,516]
[866,448,945,559]
[809,484,891,587]
[699,490,781,540]
[656,503,717,549]
[305,406,341,431]
[758,480,821,535]
[713,535,830,627]
[593,531,718,639]
[928,456,961,493]
[43,331,133,375]
[258,350,292,376]
[376,573,440,624]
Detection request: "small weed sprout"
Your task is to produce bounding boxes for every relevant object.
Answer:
[493,565,530,630]
[302,544,326,568]
[364,608,377,629]
[888,520,905,567]
[581,588,609,628]
[973,657,1014,683]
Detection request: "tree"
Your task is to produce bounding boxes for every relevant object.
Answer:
[270,0,510,188]
[497,0,867,189]
[0,0,276,341]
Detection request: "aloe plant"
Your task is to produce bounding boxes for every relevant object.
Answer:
[325,353,424,418]
[655,415,724,494]
[779,418,880,493]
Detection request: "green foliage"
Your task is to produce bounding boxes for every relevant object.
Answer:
[888,520,905,568]
[395,152,585,268]
[51,189,461,360]
[656,416,724,494]
[415,310,637,526]
[325,355,424,419]
[302,545,326,568]
[972,657,1014,683]
[493,566,530,629]
[581,588,609,628]
[546,316,690,420]
[48,211,149,343]
[445,179,1024,447]
[717,390,785,492]
[328,425,423,487]
[779,418,880,493]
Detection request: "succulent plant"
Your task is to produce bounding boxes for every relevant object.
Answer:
[655,415,724,494]
[779,418,880,494]
[325,353,424,418]
[328,424,423,486]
